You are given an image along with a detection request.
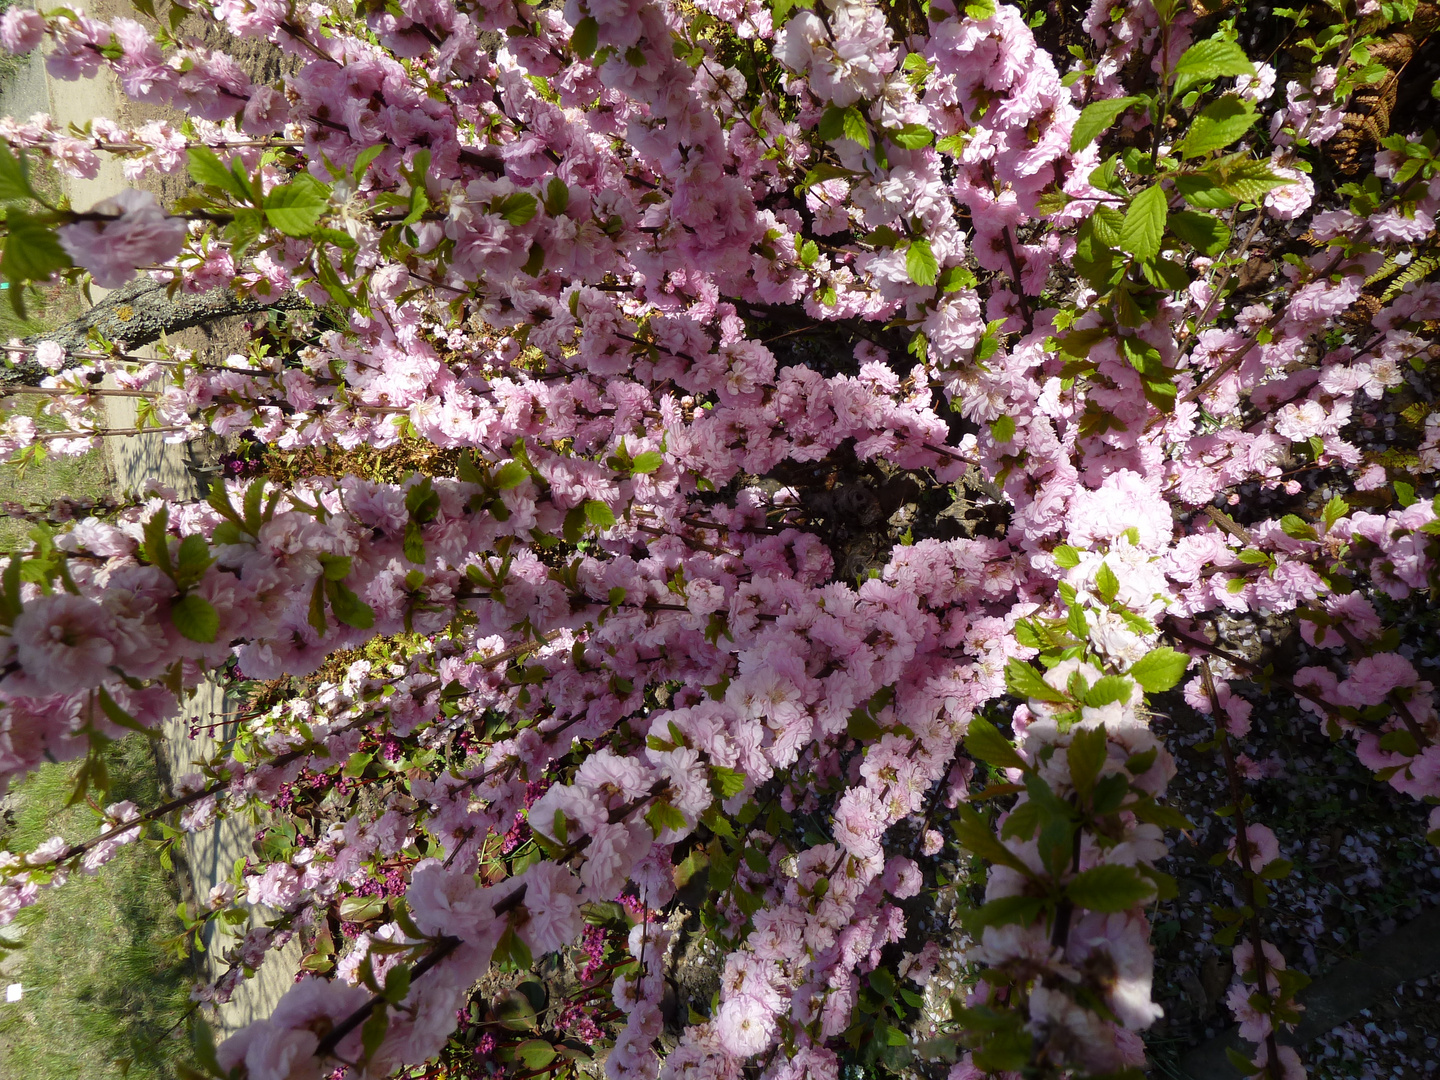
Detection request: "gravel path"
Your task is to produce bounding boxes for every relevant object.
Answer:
[6,49,297,1039]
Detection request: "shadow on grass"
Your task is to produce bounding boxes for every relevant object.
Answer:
[0,737,197,1080]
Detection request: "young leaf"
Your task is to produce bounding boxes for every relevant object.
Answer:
[1070,96,1143,153]
[1173,36,1256,97]
[171,594,220,644]
[3,211,72,288]
[1067,864,1156,911]
[1168,210,1231,255]
[890,123,934,149]
[1052,544,1081,568]
[1067,724,1109,796]
[187,146,248,200]
[493,460,530,489]
[906,238,939,287]
[841,106,871,148]
[1214,159,1291,202]
[1180,96,1259,158]
[496,192,538,226]
[584,499,615,529]
[1119,183,1167,261]
[263,174,330,236]
[0,143,37,203]
[1280,514,1317,541]
[328,580,375,630]
[1128,646,1189,692]
[572,16,598,57]
[1176,173,1238,209]
[1005,658,1069,703]
[1094,561,1120,601]
[543,176,570,215]
[1083,675,1133,708]
[965,716,1027,771]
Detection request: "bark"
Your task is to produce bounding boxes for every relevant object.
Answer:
[4,278,310,385]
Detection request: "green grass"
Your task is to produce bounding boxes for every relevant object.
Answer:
[0,737,196,1080]
[0,144,105,554]
[0,390,111,552]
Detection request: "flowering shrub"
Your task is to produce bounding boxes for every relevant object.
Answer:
[0,0,1437,1078]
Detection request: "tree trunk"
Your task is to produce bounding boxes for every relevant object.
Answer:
[4,278,310,385]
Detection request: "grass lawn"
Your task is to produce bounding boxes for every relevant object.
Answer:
[0,739,197,1080]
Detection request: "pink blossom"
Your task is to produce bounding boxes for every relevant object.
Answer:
[58,189,188,288]
[0,8,44,53]
[8,594,117,695]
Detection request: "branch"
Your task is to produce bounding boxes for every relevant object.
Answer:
[5,279,312,384]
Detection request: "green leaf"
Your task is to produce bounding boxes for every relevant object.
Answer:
[318,553,353,581]
[630,451,663,474]
[171,594,219,644]
[174,534,213,588]
[1083,675,1133,708]
[496,192,538,227]
[1053,544,1081,568]
[403,521,426,564]
[571,16,598,57]
[263,174,330,236]
[967,894,1048,931]
[3,211,72,288]
[1173,36,1255,97]
[543,176,570,215]
[98,687,158,738]
[841,106,871,149]
[1005,658,1069,703]
[966,717,1027,770]
[1175,173,1238,209]
[1180,96,1259,158]
[1129,646,1189,693]
[191,1018,223,1079]
[584,499,615,529]
[1119,183,1167,261]
[1280,514,1317,541]
[1130,798,1195,830]
[308,575,328,636]
[1323,495,1349,530]
[493,460,529,489]
[360,1004,389,1065]
[351,144,385,184]
[906,238,939,287]
[952,806,1034,876]
[563,506,586,544]
[847,704,884,742]
[339,894,386,923]
[1067,725,1109,796]
[1214,158,1291,202]
[328,580,375,630]
[1070,96,1143,153]
[1168,210,1231,255]
[645,801,688,837]
[516,1041,558,1070]
[990,415,1015,443]
[187,146,248,200]
[1094,561,1119,601]
[0,143,37,203]
[1067,864,1156,912]
[890,123,934,149]
[711,765,746,798]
